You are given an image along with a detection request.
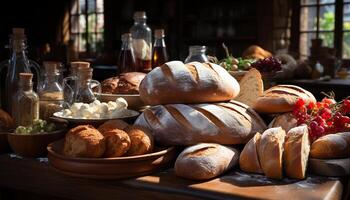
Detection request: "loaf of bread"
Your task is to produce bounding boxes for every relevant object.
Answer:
[268,112,298,132]
[234,68,263,107]
[239,132,263,173]
[258,127,286,179]
[242,45,272,60]
[284,125,310,179]
[101,72,146,94]
[253,85,316,114]
[175,143,239,180]
[134,100,267,145]
[139,61,240,105]
[310,132,350,159]
[0,109,14,130]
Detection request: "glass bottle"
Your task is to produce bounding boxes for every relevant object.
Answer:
[75,67,101,104]
[13,73,39,126]
[1,28,40,115]
[152,29,168,69]
[38,62,64,120]
[118,33,137,74]
[130,11,152,73]
[184,46,209,63]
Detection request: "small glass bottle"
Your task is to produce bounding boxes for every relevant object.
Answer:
[13,73,39,126]
[118,33,137,73]
[75,67,101,104]
[152,29,168,69]
[39,62,64,120]
[130,11,152,73]
[184,46,209,63]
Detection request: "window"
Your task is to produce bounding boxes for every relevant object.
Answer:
[299,0,336,59]
[343,0,350,58]
[70,0,104,55]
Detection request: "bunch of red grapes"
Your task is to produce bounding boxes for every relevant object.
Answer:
[251,57,282,76]
[293,97,350,142]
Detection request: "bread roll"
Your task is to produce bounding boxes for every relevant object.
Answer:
[268,112,298,132]
[103,129,131,157]
[239,132,263,173]
[139,61,240,105]
[242,45,272,60]
[175,143,239,180]
[63,125,105,158]
[310,132,350,159]
[253,85,316,114]
[101,72,146,94]
[284,125,310,179]
[125,125,154,156]
[258,127,286,179]
[98,120,129,133]
[234,68,263,107]
[134,100,267,145]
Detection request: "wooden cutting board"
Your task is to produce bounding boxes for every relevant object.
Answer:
[309,157,350,176]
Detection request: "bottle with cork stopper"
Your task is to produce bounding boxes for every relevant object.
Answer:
[152,29,168,69]
[38,62,64,120]
[13,73,39,126]
[75,67,101,104]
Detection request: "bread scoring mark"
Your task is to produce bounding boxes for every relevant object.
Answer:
[143,108,163,131]
[161,64,177,86]
[218,104,252,123]
[186,64,199,83]
[164,105,194,133]
[205,62,220,77]
[184,146,218,157]
[265,89,300,97]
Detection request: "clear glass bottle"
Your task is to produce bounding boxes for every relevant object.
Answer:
[184,46,209,63]
[13,73,39,126]
[118,33,137,73]
[75,67,101,104]
[130,11,152,73]
[152,29,168,69]
[1,28,40,115]
[39,62,64,120]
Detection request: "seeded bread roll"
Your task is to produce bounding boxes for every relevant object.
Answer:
[175,143,239,180]
[239,132,263,173]
[139,61,240,105]
[310,132,350,159]
[235,68,263,107]
[284,125,310,179]
[134,100,267,145]
[258,127,286,179]
[253,85,316,114]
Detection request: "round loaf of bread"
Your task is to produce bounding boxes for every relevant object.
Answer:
[139,61,240,105]
[103,129,131,157]
[310,132,350,159]
[63,125,105,158]
[134,100,267,146]
[175,143,239,180]
[125,125,154,156]
[253,85,316,114]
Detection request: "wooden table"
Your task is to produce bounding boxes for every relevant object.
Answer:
[0,154,346,200]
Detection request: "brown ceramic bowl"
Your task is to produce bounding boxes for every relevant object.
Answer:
[0,131,10,153]
[99,93,146,111]
[7,124,67,158]
[47,140,178,180]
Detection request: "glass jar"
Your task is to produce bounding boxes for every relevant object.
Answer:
[118,33,137,73]
[74,67,101,104]
[184,46,209,63]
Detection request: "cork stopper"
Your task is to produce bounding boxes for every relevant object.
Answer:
[70,61,90,75]
[12,28,25,37]
[154,29,165,38]
[43,61,59,74]
[134,11,146,20]
[19,73,33,82]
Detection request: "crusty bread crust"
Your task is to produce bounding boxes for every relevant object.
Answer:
[239,132,263,173]
[284,125,310,179]
[235,68,263,107]
[310,132,350,159]
[258,127,286,179]
[139,61,240,105]
[253,85,316,114]
[175,143,239,180]
[268,112,298,132]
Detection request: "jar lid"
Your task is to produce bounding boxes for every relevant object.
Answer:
[189,45,207,52]
[71,61,90,70]
[154,29,165,38]
[134,11,147,20]
[43,61,60,74]
[19,73,33,81]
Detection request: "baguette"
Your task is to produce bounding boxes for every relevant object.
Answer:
[134,100,267,145]
[284,125,310,179]
[253,85,316,114]
[139,61,240,105]
[175,143,239,180]
[239,132,263,173]
[258,127,286,179]
[310,132,350,159]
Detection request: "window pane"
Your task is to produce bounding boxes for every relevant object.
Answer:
[96,0,104,13]
[96,33,104,52]
[320,0,335,4]
[346,0,350,2]
[301,0,317,5]
[80,34,87,52]
[71,1,78,14]
[79,0,86,14]
[79,15,86,32]
[319,5,335,30]
[300,7,317,31]
[71,16,79,33]
[88,14,96,32]
[300,33,316,58]
[344,4,350,30]
[87,0,96,13]
[319,32,334,47]
[71,34,79,52]
[343,32,350,58]
[97,14,104,33]
[89,33,96,52]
